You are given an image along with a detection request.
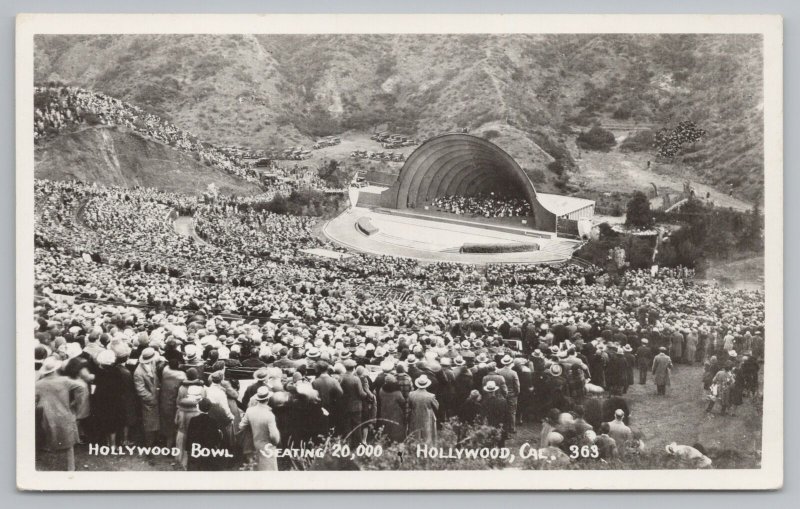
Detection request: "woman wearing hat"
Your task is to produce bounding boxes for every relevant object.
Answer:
[35,357,82,470]
[175,386,202,469]
[408,375,439,445]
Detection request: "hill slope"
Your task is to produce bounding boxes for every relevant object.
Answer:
[34,126,262,196]
[34,33,764,201]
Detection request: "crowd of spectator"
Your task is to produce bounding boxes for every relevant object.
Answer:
[34,86,260,183]
[32,177,764,472]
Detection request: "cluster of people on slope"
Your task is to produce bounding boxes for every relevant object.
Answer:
[34,86,257,182]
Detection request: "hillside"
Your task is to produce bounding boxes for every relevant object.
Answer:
[34,33,764,201]
[34,126,262,196]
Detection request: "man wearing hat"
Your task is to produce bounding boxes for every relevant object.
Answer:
[622,344,636,393]
[481,364,508,400]
[312,363,344,425]
[133,347,161,449]
[452,356,474,410]
[35,357,82,471]
[239,386,281,471]
[652,347,674,396]
[480,380,509,444]
[605,346,628,396]
[496,355,520,433]
[635,339,652,385]
[338,359,370,445]
[408,375,438,445]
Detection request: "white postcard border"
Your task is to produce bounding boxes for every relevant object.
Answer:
[15,13,784,491]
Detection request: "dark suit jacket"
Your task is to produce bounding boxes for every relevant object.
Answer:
[241,380,266,408]
[186,413,224,470]
[339,372,367,413]
[312,374,344,410]
[481,393,509,429]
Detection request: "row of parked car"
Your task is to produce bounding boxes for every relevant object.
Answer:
[350,150,405,162]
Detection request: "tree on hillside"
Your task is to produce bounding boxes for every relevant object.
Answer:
[619,129,656,152]
[625,191,653,227]
[576,125,617,152]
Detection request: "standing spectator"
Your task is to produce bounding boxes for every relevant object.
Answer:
[496,355,520,433]
[338,359,368,445]
[685,329,699,365]
[652,347,673,396]
[91,350,127,447]
[377,375,406,442]
[159,357,186,447]
[35,358,82,471]
[706,364,734,415]
[238,386,281,470]
[480,380,509,445]
[62,356,93,443]
[605,409,633,456]
[186,398,225,471]
[635,339,652,384]
[133,347,161,448]
[175,386,202,469]
[408,375,439,445]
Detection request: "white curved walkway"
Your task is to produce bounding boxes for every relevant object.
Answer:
[323,207,580,265]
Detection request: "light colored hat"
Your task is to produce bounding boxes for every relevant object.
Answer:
[460,340,471,349]
[453,356,466,366]
[255,385,271,402]
[253,368,269,381]
[96,350,116,367]
[380,359,395,373]
[139,347,157,364]
[306,347,320,359]
[641,338,649,344]
[483,380,499,392]
[500,355,513,366]
[549,364,563,377]
[532,349,544,358]
[38,357,62,376]
[729,350,738,358]
[415,375,432,389]
[185,345,198,360]
[623,345,633,352]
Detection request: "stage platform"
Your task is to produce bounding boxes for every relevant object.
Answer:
[322,207,581,264]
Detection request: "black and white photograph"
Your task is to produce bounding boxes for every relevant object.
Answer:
[16,14,783,490]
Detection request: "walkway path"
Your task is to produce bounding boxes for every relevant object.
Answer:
[172,215,209,246]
